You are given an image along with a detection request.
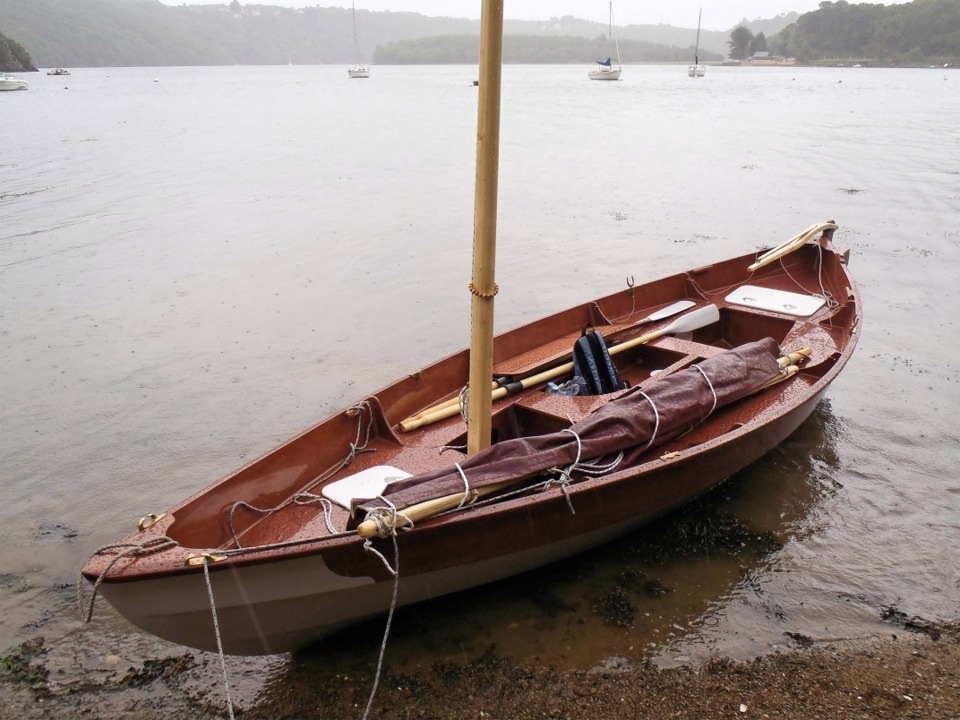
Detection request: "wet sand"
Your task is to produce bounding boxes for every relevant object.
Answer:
[3,620,957,719]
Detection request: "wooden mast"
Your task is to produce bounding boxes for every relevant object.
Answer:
[466,0,504,454]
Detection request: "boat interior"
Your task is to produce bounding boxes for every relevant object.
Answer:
[160,243,856,553]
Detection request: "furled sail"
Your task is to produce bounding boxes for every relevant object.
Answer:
[354,338,784,516]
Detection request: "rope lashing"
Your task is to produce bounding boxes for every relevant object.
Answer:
[636,390,661,453]
[78,535,180,622]
[454,463,472,510]
[544,428,583,514]
[780,241,839,310]
[360,534,400,720]
[457,385,470,423]
[293,492,337,534]
[468,281,499,298]
[546,429,627,515]
[227,399,377,547]
[202,557,236,720]
[361,496,415,543]
[691,365,719,423]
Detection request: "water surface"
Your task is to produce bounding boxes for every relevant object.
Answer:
[1,64,958,699]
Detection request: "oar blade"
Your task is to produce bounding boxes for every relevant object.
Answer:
[644,299,696,322]
[662,303,720,334]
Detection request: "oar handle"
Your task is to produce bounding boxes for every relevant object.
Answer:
[748,222,837,272]
[400,381,519,432]
[406,377,511,422]
[357,477,520,538]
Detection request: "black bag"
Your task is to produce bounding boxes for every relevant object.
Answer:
[572,325,628,395]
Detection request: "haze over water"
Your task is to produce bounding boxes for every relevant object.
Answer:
[1,63,958,704]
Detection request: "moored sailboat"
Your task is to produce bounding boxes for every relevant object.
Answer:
[347,1,370,78]
[688,8,706,77]
[588,2,622,80]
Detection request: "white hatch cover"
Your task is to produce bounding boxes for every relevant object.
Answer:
[322,465,412,509]
[725,285,826,317]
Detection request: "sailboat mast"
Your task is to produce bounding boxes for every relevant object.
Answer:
[352,1,360,61]
[466,0,504,454]
[695,7,701,65]
[611,2,621,67]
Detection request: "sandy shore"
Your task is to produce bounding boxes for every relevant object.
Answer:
[2,620,957,719]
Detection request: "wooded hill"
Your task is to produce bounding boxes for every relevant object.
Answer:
[1,0,955,69]
[769,0,958,64]
[0,0,760,68]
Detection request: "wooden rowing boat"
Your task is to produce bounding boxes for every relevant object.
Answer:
[81,226,860,656]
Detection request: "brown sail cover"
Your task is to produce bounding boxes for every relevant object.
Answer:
[355,338,783,514]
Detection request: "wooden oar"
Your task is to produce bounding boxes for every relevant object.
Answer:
[405,377,509,423]
[404,300,698,423]
[778,347,812,367]
[747,222,837,272]
[761,363,800,389]
[399,304,721,432]
[622,299,697,327]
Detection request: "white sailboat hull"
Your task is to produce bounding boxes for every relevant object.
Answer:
[348,65,370,78]
[588,67,621,81]
[688,64,706,77]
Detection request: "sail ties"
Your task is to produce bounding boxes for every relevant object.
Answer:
[454,463,474,509]
[545,428,625,515]
[691,365,719,423]
[361,496,414,547]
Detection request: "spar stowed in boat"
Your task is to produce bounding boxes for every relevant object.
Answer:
[81,220,860,656]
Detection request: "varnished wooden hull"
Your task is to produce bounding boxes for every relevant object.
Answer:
[83,231,860,655]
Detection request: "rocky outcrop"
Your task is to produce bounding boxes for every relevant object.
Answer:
[1,32,38,72]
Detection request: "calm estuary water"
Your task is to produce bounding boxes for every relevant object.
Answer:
[1,63,958,707]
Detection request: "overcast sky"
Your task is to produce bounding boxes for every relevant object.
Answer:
[159,1,908,31]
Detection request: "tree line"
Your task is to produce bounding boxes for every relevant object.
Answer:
[374,34,721,65]
[731,0,958,64]
[0,30,35,71]
[2,0,956,70]
[0,0,749,68]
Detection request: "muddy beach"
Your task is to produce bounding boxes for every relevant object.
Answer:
[3,621,958,719]
[4,489,958,719]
